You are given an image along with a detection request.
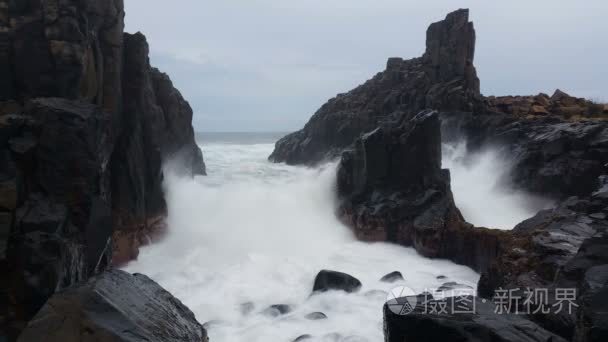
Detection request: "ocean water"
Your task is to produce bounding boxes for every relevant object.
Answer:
[125,132,481,342]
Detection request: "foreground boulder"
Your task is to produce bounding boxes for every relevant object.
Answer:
[18,270,208,342]
[269,9,481,165]
[384,296,567,342]
[312,270,362,293]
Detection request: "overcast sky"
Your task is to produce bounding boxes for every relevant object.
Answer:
[124,0,607,132]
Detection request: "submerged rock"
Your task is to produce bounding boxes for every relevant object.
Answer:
[380,271,404,283]
[312,270,362,293]
[18,270,208,342]
[305,312,328,320]
[262,304,293,317]
[293,334,313,342]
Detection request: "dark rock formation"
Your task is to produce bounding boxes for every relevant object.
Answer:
[476,184,608,341]
[337,110,504,273]
[380,271,404,283]
[447,107,608,199]
[312,270,362,293]
[269,9,480,165]
[18,270,208,342]
[0,0,204,339]
[112,32,205,266]
[384,296,567,342]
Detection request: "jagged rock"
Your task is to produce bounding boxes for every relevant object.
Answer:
[17,270,208,342]
[452,112,608,199]
[337,110,504,273]
[269,9,480,165]
[0,1,205,339]
[312,270,362,293]
[384,296,568,342]
[380,271,404,283]
[111,32,205,266]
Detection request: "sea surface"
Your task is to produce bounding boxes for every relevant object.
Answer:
[125,132,548,341]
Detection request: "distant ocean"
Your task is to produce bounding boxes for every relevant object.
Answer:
[196,131,288,145]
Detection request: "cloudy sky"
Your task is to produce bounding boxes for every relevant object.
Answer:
[125,0,607,132]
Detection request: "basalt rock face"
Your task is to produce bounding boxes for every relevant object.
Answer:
[0,0,204,339]
[384,296,568,342]
[337,110,503,273]
[269,9,480,165]
[18,270,209,342]
[476,182,608,341]
[445,102,608,199]
[111,32,205,266]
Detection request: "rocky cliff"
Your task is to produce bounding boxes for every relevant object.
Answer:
[271,7,608,342]
[269,9,481,165]
[0,0,205,339]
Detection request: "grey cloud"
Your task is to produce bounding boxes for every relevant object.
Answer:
[125,0,608,131]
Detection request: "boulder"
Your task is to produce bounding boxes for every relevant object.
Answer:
[304,312,328,320]
[380,271,404,283]
[312,270,362,293]
[0,1,205,338]
[17,270,208,342]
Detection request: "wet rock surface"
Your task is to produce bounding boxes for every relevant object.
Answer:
[0,0,204,339]
[18,270,208,342]
[312,270,362,293]
[380,271,404,283]
[384,296,568,342]
[337,110,504,273]
[269,9,480,165]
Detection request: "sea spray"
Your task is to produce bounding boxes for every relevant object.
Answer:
[442,142,552,229]
[127,139,480,342]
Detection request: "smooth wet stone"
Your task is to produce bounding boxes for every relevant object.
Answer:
[312,270,362,294]
[262,304,292,317]
[305,312,327,320]
[380,271,404,283]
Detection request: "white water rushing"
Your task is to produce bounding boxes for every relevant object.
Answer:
[125,136,479,342]
[442,142,552,230]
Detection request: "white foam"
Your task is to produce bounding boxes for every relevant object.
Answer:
[125,142,479,342]
[442,142,553,230]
